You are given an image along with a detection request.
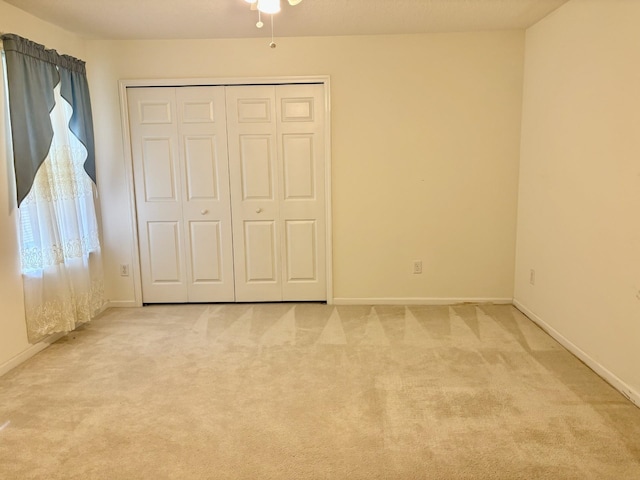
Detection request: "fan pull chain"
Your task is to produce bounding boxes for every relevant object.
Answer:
[269,15,276,48]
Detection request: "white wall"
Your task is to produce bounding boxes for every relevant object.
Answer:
[0,0,86,372]
[515,0,640,405]
[87,31,525,306]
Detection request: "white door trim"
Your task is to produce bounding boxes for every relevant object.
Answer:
[118,76,333,306]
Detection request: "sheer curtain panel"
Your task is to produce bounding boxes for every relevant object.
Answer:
[1,34,105,342]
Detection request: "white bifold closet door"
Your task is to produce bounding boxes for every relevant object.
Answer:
[226,84,326,302]
[128,86,235,303]
[128,83,326,303]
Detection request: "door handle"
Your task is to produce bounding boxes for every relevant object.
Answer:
[256,208,263,213]
[201,209,209,215]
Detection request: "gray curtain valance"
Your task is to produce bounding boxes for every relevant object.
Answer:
[1,33,96,205]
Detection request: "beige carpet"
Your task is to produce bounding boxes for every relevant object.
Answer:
[0,303,639,479]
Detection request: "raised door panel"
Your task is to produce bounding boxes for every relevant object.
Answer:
[177,87,235,302]
[141,137,178,202]
[188,221,223,283]
[244,221,277,282]
[281,97,314,123]
[282,134,315,200]
[236,98,272,123]
[139,101,172,124]
[285,220,317,282]
[183,136,219,201]
[239,135,275,200]
[182,100,215,124]
[147,222,183,283]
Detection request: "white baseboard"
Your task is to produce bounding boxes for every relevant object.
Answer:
[332,297,513,306]
[107,300,140,308]
[0,332,65,378]
[513,299,640,409]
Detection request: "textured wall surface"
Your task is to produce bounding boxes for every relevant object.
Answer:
[515,0,640,403]
[86,31,525,305]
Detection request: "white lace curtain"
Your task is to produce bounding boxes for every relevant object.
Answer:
[19,84,105,341]
[2,34,105,342]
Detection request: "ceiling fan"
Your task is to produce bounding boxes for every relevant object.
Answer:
[245,0,303,14]
[243,0,303,47]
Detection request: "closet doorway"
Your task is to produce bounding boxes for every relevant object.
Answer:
[124,79,331,304]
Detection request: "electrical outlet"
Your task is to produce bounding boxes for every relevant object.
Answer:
[413,261,422,275]
[120,264,129,277]
[529,269,535,286]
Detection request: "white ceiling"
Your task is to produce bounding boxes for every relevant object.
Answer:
[5,0,570,40]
